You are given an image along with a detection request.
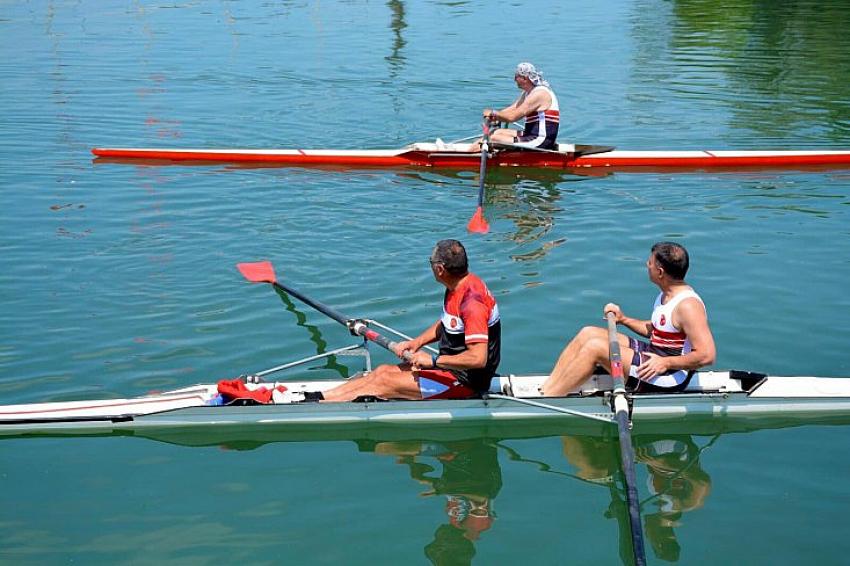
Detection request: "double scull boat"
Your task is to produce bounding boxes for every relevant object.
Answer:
[6,263,848,439]
[3,362,850,437]
[91,141,850,170]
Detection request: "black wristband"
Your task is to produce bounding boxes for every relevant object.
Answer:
[431,352,439,368]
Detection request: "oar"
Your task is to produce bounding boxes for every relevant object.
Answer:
[606,311,647,566]
[237,261,413,362]
[467,120,491,234]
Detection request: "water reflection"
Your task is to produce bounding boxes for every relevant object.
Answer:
[398,167,588,262]
[365,438,501,565]
[272,286,351,378]
[386,0,407,76]
[633,0,850,141]
[361,430,714,565]
[560,432,714,564]
[22,416,849,564]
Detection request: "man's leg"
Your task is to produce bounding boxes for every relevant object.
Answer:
[468,128,519,151]
[543,326,635,396]
[321,363,422,402]
[489,128,519,144]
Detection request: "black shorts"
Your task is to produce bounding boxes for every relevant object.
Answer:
[626,337,692,393]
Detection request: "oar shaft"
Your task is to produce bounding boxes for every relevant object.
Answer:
[477,137,488,207]
[606,312,647,565]
[272,280,349,327]
[272,281,411,362]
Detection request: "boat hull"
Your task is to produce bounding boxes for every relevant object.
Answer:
[3,372,850,438]
[91,145,850,170]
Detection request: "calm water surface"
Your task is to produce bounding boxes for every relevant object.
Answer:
[2,1,849,564]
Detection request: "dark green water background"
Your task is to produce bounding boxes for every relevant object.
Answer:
[2,1,849,564]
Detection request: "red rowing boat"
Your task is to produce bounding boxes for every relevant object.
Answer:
[91,141,850,170]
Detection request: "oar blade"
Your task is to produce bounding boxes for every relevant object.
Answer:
[237,261,277,284]
[467,206,489,233]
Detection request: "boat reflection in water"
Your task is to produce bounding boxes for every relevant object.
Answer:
[561,432,713,563]
[10,412,847,565]
[363,438,501,565]
[361,429,713,565]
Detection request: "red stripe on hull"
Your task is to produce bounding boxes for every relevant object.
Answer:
[92,148,413,167]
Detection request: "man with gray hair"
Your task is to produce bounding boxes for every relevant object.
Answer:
[319,239,501,402]
[476,62,561,150]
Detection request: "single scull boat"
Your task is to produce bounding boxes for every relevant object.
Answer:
[91,141,850,170]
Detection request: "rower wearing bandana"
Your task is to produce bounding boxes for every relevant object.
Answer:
[478,62,561,150]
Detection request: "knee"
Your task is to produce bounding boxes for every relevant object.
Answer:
[579,335,609,360]
[570,326,601,347]
[369,364,395,380]
[576,326,597,340]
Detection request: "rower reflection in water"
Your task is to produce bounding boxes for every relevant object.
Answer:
[363,438,502,566]
[562,433,712,563]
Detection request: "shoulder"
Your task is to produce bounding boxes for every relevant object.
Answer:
[458,275,495,308]
[675,291,707,320]
[528,86,551,102]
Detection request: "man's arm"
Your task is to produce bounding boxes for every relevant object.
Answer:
[671,298,716,369]
[396,320,442,359]
[410,341,487,371]
[488,89,551,123]
[605,303,652,337]
[433,341,487,370]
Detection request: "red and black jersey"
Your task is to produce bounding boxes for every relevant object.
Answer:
[436,273,501,392]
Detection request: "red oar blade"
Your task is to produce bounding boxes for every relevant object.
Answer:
[237,261,277,284]
[467,207,489,233]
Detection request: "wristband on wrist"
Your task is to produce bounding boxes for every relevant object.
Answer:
[431,352,439,368]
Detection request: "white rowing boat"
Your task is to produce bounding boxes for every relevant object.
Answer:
[3,367,849,437]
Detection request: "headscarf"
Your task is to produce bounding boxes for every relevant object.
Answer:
[515,62,549,87]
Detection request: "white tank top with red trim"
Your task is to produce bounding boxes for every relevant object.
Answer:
[517,85,560,148]
[649,289,704,354]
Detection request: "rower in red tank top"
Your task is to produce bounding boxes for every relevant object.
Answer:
[318,239,501,403]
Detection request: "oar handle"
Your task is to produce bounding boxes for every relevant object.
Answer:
[272,281,413,363]
[349,320,413,362]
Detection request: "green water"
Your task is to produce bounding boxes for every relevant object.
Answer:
[2,1,850,564]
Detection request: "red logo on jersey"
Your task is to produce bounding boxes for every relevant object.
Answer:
[660,314,666,326]
[450,318,458,328]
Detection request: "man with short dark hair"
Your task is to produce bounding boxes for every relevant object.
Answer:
[320,239,501,402]
[542,241,716,396]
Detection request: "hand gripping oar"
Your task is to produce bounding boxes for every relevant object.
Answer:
[237,261,413,362]
[606,311,647,566]
[467,120,491,234]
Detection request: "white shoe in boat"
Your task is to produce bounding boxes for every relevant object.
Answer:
[272,388,305,404]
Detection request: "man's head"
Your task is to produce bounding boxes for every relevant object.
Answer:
[430,239,469,279]
[514,62,547,89]
[649,241,690,281]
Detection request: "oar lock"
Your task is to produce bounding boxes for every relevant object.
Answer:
[607,391,636,426]
[346,319,368,336]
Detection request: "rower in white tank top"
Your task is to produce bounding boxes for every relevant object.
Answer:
[629,288,707,388]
